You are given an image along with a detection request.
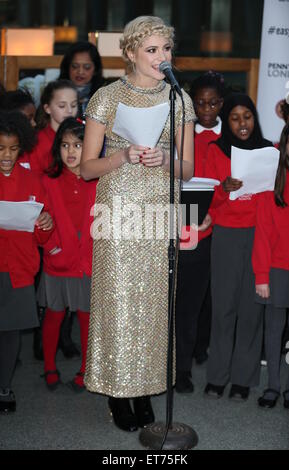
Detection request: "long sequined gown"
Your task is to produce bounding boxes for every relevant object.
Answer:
[84,76,195,397]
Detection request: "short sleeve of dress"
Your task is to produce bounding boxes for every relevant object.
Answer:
[85,86,109,126]
[175,89,196,131]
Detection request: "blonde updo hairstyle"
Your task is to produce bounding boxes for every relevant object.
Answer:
[120,16,175,66]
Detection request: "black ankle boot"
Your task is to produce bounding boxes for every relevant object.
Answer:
[58,310,80,358]
[108,397,138,432]
[133,396,155,428]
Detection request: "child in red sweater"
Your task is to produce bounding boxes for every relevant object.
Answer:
[39,118,97,392]
[24,80,80,358]
[252,122,289,409]
[23,80,79,174]
[175,72,224,392]
[0,111,53,412]
[200,93,274,401]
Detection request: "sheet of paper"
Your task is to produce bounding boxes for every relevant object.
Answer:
[0,200,44,232]
[112,102,170,148]
[182,177,220,191]
[230,146,280,201]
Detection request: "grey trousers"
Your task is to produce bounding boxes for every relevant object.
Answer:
[265,305,289,392]
[207,226,263,387]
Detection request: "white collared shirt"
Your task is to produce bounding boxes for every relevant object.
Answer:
[195,116,222,135]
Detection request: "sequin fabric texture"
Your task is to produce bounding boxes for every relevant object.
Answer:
[84,76,195,397]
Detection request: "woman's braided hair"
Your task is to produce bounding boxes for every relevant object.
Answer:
[120,16,174,64]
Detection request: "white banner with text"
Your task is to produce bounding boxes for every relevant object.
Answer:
[257,0,289,142]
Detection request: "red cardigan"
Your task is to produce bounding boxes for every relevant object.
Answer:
[20,125,55,174]
[205,143,258,228]
[0,163,53,288]
[42,171,97,278]
[252,178,289,285]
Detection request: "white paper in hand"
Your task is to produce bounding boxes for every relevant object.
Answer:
[230,146,280,201]
[182,177,220,192]
[0,200,44,232]
[112,102,170,148]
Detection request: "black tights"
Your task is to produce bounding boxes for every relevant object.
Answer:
[0,330,20,390]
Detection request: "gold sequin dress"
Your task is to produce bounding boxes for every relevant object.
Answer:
[84,76,195,397]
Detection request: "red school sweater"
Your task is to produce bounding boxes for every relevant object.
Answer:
[194,118,222,178]
[252,177,289,285]
[19,125,55,174]
[205,143,259,228]
[0,163,53,288]
[41,169,97,278]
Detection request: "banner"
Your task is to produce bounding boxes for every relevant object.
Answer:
[257,0,289,142]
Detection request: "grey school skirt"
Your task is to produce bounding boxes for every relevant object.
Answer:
[255,267,289,308]
[37,272,91,312]
[0,272,39,331]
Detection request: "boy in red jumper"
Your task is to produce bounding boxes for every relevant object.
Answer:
[252,122,289,409]
[175,72,224,393]
[39,118,97,392]
[0,112,53,412]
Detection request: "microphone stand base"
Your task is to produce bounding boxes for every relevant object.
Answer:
[139,422,198,450]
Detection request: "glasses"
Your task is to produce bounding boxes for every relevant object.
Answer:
[194,99,222,109]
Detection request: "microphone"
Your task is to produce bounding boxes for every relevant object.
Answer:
[159,61,182,96]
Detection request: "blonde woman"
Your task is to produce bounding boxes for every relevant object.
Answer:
[81,16,195,432]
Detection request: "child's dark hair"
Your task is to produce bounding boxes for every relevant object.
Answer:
[48,117,84,178]
[274,122,289,207]
[0,88,35,112]
[36,79,78,130]
[0,111,36,155]
[59,41,105,95]
[190,71,225,100]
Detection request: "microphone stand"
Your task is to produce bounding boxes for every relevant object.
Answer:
[139,86,198,450]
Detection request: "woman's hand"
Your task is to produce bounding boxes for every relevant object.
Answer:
[256,284,270,299]
[35,211,53,231]
[222,176,243,193]
[198,213,212,232]
[124,145,150,165]
[140,147,168,167]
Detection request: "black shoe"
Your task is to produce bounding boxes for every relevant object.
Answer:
[283,390,289,409]
[229,384,250,401]
[133,396,155,428]
[176,371,194,393]
[204,383,225,398]
[195,352,208,365]
[108,397,138,432]
[58,311,80,358]
[258,389,280,408]
[42,370,61,391]
[0,390,16,413]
